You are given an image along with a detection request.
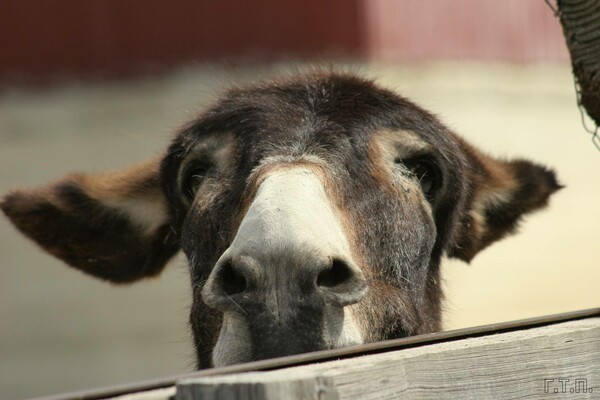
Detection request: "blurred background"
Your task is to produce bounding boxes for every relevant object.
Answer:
[1,1,598,398]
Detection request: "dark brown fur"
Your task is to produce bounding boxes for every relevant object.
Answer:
[1,72,560,368]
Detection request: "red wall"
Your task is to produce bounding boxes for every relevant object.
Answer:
[0,1,568,83]
[0,0,362,82]
[363,0,568,62]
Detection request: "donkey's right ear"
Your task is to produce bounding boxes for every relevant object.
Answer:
[1,158,179,283]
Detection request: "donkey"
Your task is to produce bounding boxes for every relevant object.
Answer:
[1,72,560,369]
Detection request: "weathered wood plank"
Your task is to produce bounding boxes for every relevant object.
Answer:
[270,317,600,399]
[49,315,600,400]
[34,308,599,400]
[106,318,600,399]
[108,387,175,400]
[176,372,338,400]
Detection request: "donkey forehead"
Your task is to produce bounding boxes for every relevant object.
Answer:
[180,75,452,157]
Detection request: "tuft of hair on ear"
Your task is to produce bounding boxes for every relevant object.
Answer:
[508,159,563,210]
[448,158,562,263]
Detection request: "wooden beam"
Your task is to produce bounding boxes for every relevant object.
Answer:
[176,373,337,400]
[118,317,599,400]
[272,317,600,399]
[33,309,600,400]
[107,387,175,400]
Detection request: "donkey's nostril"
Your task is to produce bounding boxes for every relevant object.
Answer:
[202,256,257,312]
[317,259,352,288]
[219,260,247,296]
[315,258,367,306]
[204,252,365,312]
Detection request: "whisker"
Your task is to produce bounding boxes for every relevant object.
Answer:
[225,292,248,315]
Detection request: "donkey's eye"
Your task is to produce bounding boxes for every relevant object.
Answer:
[182,163,210,200]
[404,158,442,201]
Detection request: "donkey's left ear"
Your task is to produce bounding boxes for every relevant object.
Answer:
[448,148,562,262]
[1,158,179,283]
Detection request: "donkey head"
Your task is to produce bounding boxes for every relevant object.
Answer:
[1,73,560,368]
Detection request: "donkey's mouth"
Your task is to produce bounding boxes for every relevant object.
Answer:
[211,304,363,367]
